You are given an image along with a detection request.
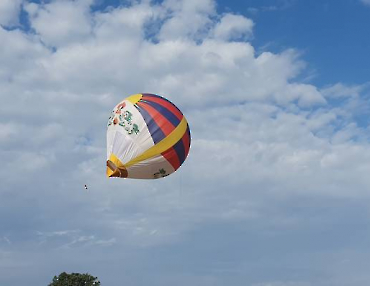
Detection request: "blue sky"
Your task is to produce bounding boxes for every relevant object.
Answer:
[1,0,370,285]
[220,0,370,86]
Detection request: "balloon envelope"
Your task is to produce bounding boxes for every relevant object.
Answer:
[106,93,191,179]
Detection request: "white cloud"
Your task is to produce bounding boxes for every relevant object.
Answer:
[0,0,367,227]
[321,82,365,98]
[213,13,254,41]
[158,0,215,40]
[361,0,370,6]
[1,0,370,285]
[0,0,22,27]
[1,0,368,237]
[24,0,94,47]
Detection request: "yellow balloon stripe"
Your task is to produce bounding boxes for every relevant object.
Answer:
[106,153,125,177]
[109,153,124,168]
[126,94,142,104]
[125,117,188,168]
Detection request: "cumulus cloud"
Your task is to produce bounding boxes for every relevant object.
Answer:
[321,82,365,98]
[0,0,23,27]
[158,0,215,40]
[24,0,94,47]
[1,0,370,285]
[213,13,254,41]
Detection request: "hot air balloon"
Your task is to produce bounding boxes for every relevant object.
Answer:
[106,93,191,179]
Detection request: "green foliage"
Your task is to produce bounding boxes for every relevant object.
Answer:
[48,272,100,286]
